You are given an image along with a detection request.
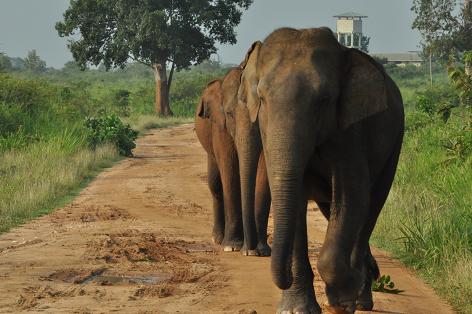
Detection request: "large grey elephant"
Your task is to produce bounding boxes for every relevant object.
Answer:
[195,69,271,256]
[238,28,404,314]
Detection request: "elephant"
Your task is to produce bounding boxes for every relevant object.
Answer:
[238,28,404,314]
[195,79,244,251]
[195,71,271,256]
[221,62,271,256]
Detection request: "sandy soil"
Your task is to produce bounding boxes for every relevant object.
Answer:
[0,124,455,314]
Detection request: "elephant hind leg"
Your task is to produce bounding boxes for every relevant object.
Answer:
[352,134,403,311]
[207,156,225,245]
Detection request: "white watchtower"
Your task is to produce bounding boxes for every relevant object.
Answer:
[333,12,367,49]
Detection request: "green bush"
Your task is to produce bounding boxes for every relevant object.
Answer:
[113,89,131,116]
[84,114,138,157]
[415,85,459,117]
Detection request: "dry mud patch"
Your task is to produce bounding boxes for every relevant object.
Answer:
[50,203,132,224]
[17,229,226,311]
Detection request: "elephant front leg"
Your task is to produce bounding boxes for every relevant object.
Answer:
[218,151,244,252]
[318,202,378,311]
[207,157,225,244]
[277,201,321,314]
[317,163,370,314]
[253,153,271,257]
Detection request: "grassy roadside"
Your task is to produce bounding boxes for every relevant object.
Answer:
[0,142,120,234]
[0,116,192,235]
[0,68,199,235]
[373,109,471,313]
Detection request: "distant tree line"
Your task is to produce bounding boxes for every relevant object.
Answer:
[0,50,48,73]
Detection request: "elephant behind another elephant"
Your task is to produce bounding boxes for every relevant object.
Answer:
[195,70,271,256]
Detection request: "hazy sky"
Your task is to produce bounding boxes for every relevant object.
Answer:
[0,0,421,69]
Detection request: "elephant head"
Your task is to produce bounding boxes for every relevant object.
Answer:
[238,28,389,289]
[196,79,225,130]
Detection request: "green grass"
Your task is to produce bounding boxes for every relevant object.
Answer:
[372,110,472,313]
[0,141,119,233]
[0,64,207,234]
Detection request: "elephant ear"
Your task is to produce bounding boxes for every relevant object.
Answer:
[197,79,222,119]
[338,49,389,130]
[196,97,207,118]
[238,41,262,123]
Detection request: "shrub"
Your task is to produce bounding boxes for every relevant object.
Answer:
[113,89,131,116]
[415,85,459,118]
[84,114,138,157]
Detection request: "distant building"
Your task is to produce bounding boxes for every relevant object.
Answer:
[371,52,424,67]
[333,12,367,49]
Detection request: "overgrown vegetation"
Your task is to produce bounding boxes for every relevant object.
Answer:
[85,115,138,157]
[373,60,472,313]
[0,54,225,234]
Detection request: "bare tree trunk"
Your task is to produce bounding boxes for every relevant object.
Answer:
[429,51,433,87]
[168,62,175,91]
[153,62,173,116]
[465,0,472,76]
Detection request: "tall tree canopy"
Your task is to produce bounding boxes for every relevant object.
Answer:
[24,50,47,73]
[412,0,472,61]
[56,0,253,116]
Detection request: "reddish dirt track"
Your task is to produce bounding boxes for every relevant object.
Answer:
[0,124,455,314]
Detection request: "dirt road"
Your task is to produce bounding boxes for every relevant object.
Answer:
[0,124,455,313]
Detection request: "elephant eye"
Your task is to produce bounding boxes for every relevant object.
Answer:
[225,111,234,118]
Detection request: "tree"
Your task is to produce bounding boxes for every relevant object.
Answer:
[24,50,47,73]
[412,0,472,85]
[56,0,253,116]
[0,52,12,73]
[62,60,82,73]
[360,36,370,53]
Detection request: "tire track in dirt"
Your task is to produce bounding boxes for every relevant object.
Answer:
[0,124,454,313]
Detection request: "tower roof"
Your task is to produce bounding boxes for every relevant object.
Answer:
[333,12,368,18]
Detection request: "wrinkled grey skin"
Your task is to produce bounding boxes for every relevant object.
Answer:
[239,28,404,314]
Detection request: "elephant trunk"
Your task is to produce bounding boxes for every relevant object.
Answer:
[268,138,304,290]
[237,125,262,250]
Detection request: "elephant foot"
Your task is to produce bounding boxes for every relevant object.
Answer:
[212,230,224,245]
[241,248,259,256]
[240,242,271,257]
[222,238,243,252]
[256,242,271,257]
[277,286,321,314]
[356,280,374,311]
[324,303,355,314]
[356,301,373,311]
